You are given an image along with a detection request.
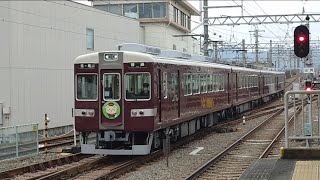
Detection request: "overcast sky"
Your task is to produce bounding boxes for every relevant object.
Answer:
[76,0,320,46]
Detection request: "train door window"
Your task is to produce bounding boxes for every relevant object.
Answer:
[103,73,120,101]
[125,73,151,101]
[163,72,167,99]
[241,75,244,89]
[245,75,248,88]
[208,74,213,92]
[184,73,192,96]
[249,75,252,88]
[76,74,98,101]
[171,73,178,96]
[200,74,207,93]
[192,74,200,94]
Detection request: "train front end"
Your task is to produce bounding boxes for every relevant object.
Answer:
[74,51,155,155]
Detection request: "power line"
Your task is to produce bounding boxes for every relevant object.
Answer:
[232,0,285,42]
[253,1,292,39]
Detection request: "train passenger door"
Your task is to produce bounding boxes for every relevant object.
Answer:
[235,73,238,102]
[100,69,123,127]
[158,69,162,122]
[258,74,261,96]
[276,76,279,91]
[227,72,232,104]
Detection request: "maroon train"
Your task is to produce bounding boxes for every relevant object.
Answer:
[74,43,285,155]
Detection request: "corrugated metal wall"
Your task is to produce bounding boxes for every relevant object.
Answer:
[0,1,140,129]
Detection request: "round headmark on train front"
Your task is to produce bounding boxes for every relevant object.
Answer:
[102,102,121,120]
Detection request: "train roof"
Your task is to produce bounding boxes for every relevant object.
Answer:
[74,51,284,75]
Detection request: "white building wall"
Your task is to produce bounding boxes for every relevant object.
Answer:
[143,23,200,54]
[0,1,140,129]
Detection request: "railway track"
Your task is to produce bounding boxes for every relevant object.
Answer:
[185,105,302,180]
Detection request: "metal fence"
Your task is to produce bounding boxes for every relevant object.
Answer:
[0,124,39,160]
[285,90,320,148]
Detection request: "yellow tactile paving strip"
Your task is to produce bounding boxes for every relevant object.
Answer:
[292,161,320,180]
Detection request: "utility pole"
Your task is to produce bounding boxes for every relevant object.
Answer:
[214,41,218,62]
[242,39,246,66]
[277,44,280,70]
[292,52,298,69]
[269,40,272,67]
[203,0,209,56]
[305,15,312,67]
[289,50,292,69]
[249,28,264,63]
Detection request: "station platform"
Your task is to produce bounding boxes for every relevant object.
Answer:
[239,148,320,180]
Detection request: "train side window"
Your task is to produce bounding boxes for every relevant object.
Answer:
[76,74,98,101]
[184,73,192,96]
[213,74,217,92]
[207,74,213,92]
[219,75,224,91]
[163,72,167,99]
[192,74,200,94]
[200,74,207,93]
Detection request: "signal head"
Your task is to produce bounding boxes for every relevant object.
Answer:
[294,25,309,58]
[305,81,312,91]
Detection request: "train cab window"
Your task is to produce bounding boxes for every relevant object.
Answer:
[192,74,200,94]
[76,74,98,100]
[200,74,207,93]
[184,74,192,95]
[125,73,151,100]
[103,73,120,101]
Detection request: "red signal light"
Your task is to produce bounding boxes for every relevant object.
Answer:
[298,36,305,42]
[306,87,312,91]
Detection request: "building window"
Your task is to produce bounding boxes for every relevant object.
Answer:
[123,4,138,18]
[153,2,166,18]
[86,28,94,50]
[139,3,152,18]
[109,4,123,15]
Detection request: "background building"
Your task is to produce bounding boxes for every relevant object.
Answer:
[92,0,201,54]
[0,1,140,133]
